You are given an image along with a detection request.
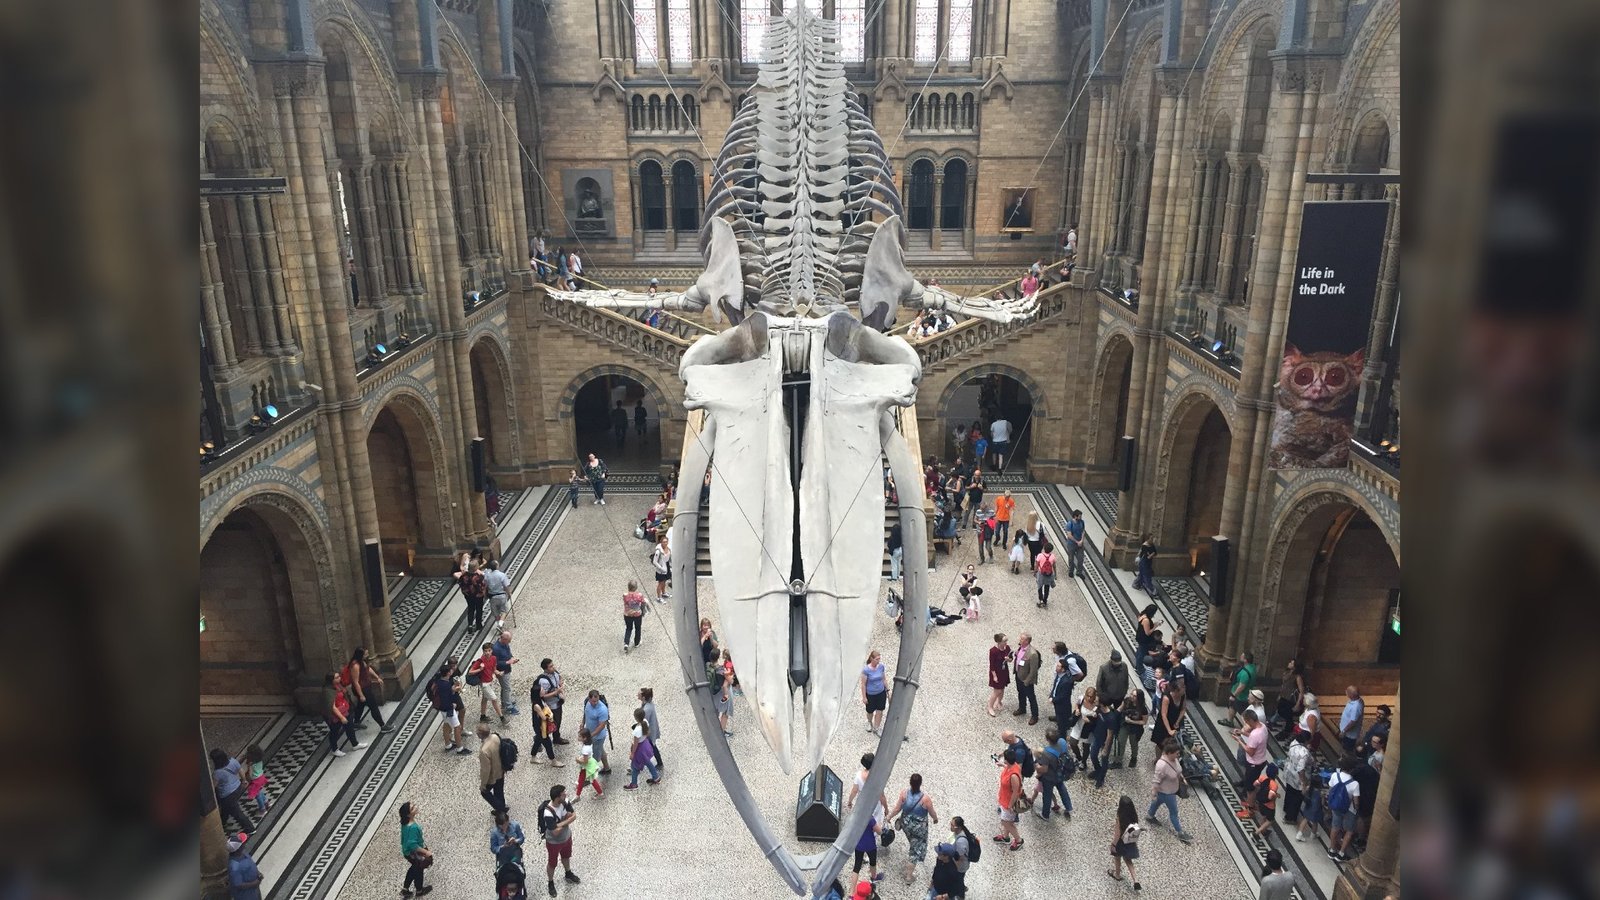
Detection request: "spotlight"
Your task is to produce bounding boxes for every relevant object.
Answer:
[1211,339,1226,354]
[393,332,412,348]
[200,441,217,459]
[262,404,280,423]
[368,342,391,365]
[247,414,266,434]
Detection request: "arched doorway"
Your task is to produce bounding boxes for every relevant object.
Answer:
[639,160,667,231]
[470,338,514,468]
[942,372,1035,473]
[572,374,660,472]
[366,400,447,573]
[906,158,935,231]
[1091,336,1135,474]
[1158,396,1232,573]
[940,158,968,230]
[200,502,333,708]
[671,160,701,232]
[1268,500,1401,699]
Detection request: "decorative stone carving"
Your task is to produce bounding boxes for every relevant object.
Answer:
[591,59,626,103]
[267,60,326,99]
[698,58,732,103]
[872,58,908,102]
[979,60,1016,101]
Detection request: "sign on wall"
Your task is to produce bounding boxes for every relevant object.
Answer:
[1268,200,1389,469]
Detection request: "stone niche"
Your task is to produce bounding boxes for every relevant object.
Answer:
[561,168,616,239]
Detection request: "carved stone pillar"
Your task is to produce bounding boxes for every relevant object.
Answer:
[930,173,944,251]
[218,199,263,355]
[237,193,284,353]
[1355,187,1401,437]
[1213,152,1249,304]
[199,197,239,370]
[664,169,679,253]
[255,195,300,357]
[1181,156,1212,291]
[1128,145,1154,261]
[1107,141,1130,256]
[353,161,388,302]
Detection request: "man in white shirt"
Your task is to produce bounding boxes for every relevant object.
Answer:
[1325,759,1362,862]
[989,417,1013,471]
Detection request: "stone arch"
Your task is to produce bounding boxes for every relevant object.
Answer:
[363,383,454,569]
[905,156,937,231]
[200,10,262,147]
[469,332,521,468]
[1151,386,1234,571]
[1086,330,1136,471]
[934,363,1050,420]
[200,485,343,708]
[557,364,674,422]
[1257,484,1401,696]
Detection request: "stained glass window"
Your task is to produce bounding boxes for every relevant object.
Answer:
[835,0,866,63]
[741,0,769,63]
[634,0,660,65]
[948,0,974,64]
[667,0,693,64]
[912,0,939,64]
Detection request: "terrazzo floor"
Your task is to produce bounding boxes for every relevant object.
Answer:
[333,495,1253,900]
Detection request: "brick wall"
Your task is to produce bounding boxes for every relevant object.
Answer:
[200,522,296,699]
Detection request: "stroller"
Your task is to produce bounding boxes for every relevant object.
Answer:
[495,856,527,899]
[1178,733,1222,795]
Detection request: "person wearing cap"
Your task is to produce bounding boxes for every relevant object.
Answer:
[226,832,263,900]
[1247,688,1268,729]
[927,841,965,899]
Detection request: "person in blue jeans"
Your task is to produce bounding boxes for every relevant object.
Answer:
[1090,698,1120,788]
[1063,509,1088,577]
[1145,739,1195,843]
[583,453,608,505]
[1033,726,1074,821]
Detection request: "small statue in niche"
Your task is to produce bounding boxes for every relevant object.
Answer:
[578,186,603,219]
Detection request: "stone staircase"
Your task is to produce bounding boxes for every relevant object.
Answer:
[537,285,712,372]
[908,280,1078,375]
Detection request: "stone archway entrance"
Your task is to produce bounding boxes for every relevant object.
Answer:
[1268,502,1401,698]
[1157,397,1232,574]
[200,502,334,710]
[366,400,448,574]
[1090,336,1134,475]
[572,373,661,472]
[940,372,1036,474]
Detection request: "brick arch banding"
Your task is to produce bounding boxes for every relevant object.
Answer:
[931,363,1050,421]
[557,364,677,422]
[468,331,522,467]
[1087,330,1136,470]
[1150,385,1234,565]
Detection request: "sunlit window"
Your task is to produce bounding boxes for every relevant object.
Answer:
[948,0,973,64]
[741,0,769,63]
[912,0,939,64]
[835,0,866,63]
[634,0,660,65]
[667,0,693,64]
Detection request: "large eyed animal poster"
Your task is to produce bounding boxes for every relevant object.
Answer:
[1269,200,1389,469]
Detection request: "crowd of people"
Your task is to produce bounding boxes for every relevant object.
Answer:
[531,233,584,291]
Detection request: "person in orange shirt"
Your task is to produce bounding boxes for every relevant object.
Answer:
[993,491,1016,548]
[994,745,1026,851]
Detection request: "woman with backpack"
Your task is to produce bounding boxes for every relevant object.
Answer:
[1282,731,1313,827]
[1034,541,1058,608]
[1106,795,1141,890]
[1067,685,1100,769]
[1150,675,1187,751]
[885,773,939,884]
[1274,660,1307,738]
[1022,512,1044,570]
[623,708,661,790]
[344,647,392,734]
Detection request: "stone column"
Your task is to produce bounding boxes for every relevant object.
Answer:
[237,193,285,353]
[1128,145,1155,262]
[412,71,489,544]
[1337,692,1401,899]
[199,738,230,900]
[1107,80,1179,564]
[1180,156,1212,291]
[1355,187,1401,436]
[254,195,300,358]
[272,61,411,691]
[703,0,724,61]
[353,161,389,303]
[664,168,679,252]
[1213,153,1249,303]
[1200,61,1317,674]
[199,198,239,369]
[218,199,264,355]
[371,160,405,294]
[930,172,944,251]
[1107,141,1130,256]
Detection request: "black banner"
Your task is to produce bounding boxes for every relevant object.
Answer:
[1269,200,1389,469]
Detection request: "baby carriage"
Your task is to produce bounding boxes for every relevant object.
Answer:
[495,857,527,899]
[1178,733,1222,795]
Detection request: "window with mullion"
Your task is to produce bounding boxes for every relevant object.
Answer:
[634,0,661,65]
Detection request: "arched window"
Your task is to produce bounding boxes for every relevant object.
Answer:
[640,160,667,230]
[672,160,701,231]
[906,158,936,230]
[682,95,699,128]
[1226,164,1262,302]
[1201,159,1229,288]
[630,95,646,131]
[940,158,968,229]
[945,92,958,130]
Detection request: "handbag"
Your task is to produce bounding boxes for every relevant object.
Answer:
[879,826,896,847]
[633,522,647,540]
[1009,793,1034,814]
[411,849,434,869]
[1177,777,1191,800]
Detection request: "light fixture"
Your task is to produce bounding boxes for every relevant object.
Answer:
[247,414,266,434]
[393,332,412,348]
[368,342,391,365]
[200,441,217,459]
[1211,339,1226,354]
[200,614,207,634]
[262,404,280,423]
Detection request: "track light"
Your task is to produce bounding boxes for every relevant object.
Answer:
[368,342,391,365]
[262,404,280,423]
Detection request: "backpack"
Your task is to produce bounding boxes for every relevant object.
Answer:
[1036,553,1056,576]
[497,734,519,771]
[962,830,982,864]
[1016,744,1036,779]
[536,801,553,841]
[1043,743,1076,779]
[465,661,484,686]
[1122,823,1142,845]
[1327,773,1353,812]
[1068,652,1088,683]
